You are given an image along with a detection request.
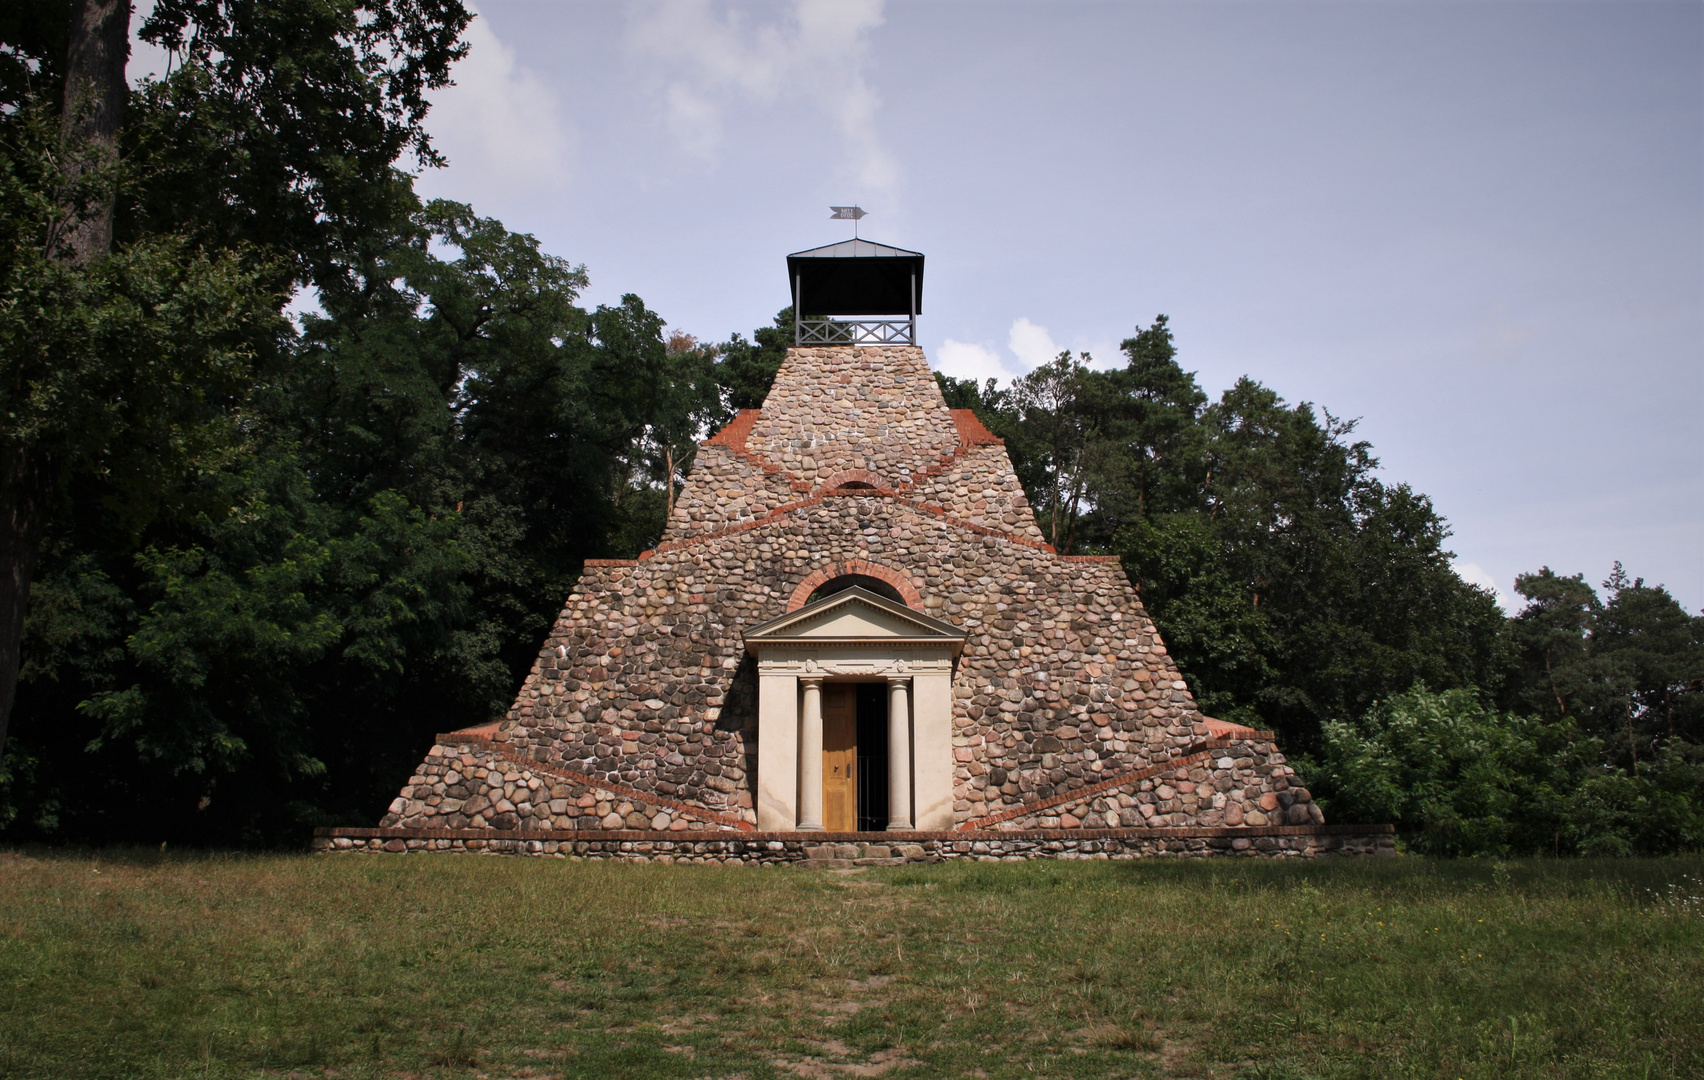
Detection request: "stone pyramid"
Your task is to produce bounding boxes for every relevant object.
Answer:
[319,345,1390,860]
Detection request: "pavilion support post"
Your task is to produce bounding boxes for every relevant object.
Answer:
[909,272,916,346]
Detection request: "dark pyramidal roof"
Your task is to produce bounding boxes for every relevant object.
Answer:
[787,238,924,316]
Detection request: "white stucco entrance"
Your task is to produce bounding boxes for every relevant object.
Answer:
[744,587,967,832]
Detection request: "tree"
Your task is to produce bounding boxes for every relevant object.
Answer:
[1,0,298,764]
[1506,567,1600,722]
[654,332,724,520]
[1077,316,1207,536]
[6,193,698,842]
[1315,686,1577,856]
[1506,564,1704,770]
[1007,350,1099,552]
[126,0,472,299]
[713,306,795,417]
[1,0,470,793]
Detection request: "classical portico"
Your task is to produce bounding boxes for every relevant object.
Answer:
[744,586,966,832]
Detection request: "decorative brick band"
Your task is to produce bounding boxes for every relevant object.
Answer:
[435,721,500,743]
[583,559,639,568]
[696,409,1040,548]
[895,497,1057,553]
[1063,555,1121,563]
[432,735,755,832]
[702,408,761,453]
[816,469,889,493]
[955,735,1279,832]
[640,486,1061,563]
[949,409,1002,447]
[646,496,825,556]
[958,750,1213,832]
[787,559,924,611]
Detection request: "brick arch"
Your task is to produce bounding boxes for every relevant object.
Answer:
[817,469,888,493]
[787,560,923,611]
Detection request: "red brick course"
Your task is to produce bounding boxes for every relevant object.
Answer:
[787,560,923,611]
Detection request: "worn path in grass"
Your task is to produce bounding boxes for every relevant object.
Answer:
[0,851,1698,1079]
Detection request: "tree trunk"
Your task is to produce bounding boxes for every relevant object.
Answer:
[0,448,51,764]
[57,0,131,263]
[665,444,676,520]
[0,0,129,764]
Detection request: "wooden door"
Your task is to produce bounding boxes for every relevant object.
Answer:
[823,684,857,831]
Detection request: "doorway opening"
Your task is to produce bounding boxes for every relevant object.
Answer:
[821,681,892,832]
[855,683,890,832]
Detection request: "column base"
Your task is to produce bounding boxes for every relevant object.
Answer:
[885,823,914,832]
[796,822,825,831]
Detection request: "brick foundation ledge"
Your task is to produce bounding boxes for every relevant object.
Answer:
[311,823,1395,862]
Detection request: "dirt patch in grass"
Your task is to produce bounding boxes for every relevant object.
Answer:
[774,1042,923,1078]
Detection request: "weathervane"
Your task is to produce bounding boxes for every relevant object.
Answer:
[829,205,867,238]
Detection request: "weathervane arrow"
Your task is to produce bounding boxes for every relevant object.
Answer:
[828,205,867,220]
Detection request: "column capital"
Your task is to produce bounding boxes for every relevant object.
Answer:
[884,673,912,686]
[799,674,826,689]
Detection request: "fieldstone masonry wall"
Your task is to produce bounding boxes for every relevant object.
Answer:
[316,827,1395,862]
[331,343,1385,861]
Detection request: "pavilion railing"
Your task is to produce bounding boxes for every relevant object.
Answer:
[796,318,915,346]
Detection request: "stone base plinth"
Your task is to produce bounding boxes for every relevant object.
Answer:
[311,824,1395,862]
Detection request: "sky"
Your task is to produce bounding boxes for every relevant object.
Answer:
[160,1,1704,613]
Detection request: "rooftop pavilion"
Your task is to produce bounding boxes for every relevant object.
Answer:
[787,238,925,347]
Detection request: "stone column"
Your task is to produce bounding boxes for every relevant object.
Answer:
[885,676,913,830]
[796,676,825,830]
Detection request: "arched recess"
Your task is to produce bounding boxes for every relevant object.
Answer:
[787,560,922,611]
[818,469,888,493]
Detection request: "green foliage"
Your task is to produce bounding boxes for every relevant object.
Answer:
[1317,686,1704,856]
[5,195,702,843]
[713,305,794,414]
[127,0,473,298]
[0,3,700,842]
[0,96,286,508]
[1507,564,1704,767]
[1315,687,1577,855]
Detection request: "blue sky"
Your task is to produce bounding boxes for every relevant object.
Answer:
[158,1,1704,612]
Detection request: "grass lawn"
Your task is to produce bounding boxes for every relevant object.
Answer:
[0,851,1698,1079]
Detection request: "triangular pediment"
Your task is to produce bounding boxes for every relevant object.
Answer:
[744,587,966,652]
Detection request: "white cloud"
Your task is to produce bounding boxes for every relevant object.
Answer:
[628,0,898,191]
[418,6,574,204]
[1008,317,1064,370]
[935,340,1014,384]
[1453,561,1515,613]
[938,319,1122,388]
